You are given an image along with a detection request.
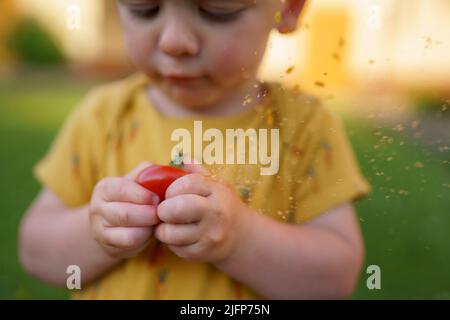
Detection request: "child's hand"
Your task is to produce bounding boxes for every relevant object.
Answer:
[89,162,161,259]
[154,164,250,263]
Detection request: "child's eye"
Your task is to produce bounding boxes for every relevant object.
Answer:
[199,7,245,23]
[129,6,160,19]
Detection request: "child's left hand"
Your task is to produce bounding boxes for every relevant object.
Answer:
[154,163,250,263]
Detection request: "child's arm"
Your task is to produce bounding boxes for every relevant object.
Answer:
[154,164,364,299]
[215,202,364,299]
[19,163,160,287]
[19,188,120,286]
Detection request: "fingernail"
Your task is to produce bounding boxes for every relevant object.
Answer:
[152,195,160,204]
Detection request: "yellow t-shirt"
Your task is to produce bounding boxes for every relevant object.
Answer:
[33,73,371,300]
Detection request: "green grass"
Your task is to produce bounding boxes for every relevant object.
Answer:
[345,118,450,299]
[0,74,449,299]
[0,73,93,299]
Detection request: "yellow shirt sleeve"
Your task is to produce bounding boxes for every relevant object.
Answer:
[33,89,104,207]
[292,108,372,223]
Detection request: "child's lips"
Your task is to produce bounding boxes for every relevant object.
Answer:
[163,74,202,84]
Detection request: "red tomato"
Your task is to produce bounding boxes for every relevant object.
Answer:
[136,165,188,201]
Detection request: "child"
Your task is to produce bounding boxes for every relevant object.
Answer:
[19,0,371,299]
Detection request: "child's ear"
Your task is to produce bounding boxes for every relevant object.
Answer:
[276,0,307,34]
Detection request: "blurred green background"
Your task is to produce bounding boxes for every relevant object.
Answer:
[1,71,448,299]
[1,0,449,299]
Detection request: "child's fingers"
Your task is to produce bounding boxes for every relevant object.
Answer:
[100,177,159,205]
[154,223,200,246]
[183,164,211,176]
[103,239,152,259]
[102,226,152,250]
[157,194,208,224]
[125,161,154,180]
[165,173,212,199]
[103,202,160,227]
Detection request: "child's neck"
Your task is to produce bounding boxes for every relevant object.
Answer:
[146,79,268,118]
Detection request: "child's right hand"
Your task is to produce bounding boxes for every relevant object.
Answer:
[89,162,161,259]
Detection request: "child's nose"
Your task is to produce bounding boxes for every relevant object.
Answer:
[158,19,200,57]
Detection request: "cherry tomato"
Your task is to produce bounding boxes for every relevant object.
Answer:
[136,165,188,201]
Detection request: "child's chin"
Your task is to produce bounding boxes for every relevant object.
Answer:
[174,97,216,111]
[167,88,218,110]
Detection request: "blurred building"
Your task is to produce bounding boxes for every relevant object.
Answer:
[349,0,450,91]
[2,0,449,94]
[0,0,20,71]
[9,0,128,69]
[261,0,450,94]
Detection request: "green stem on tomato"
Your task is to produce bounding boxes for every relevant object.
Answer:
[169,150,184,169]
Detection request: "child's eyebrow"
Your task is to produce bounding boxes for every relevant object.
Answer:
[118,0,156,5]
[119,0,256,4]
[198,0,257,4]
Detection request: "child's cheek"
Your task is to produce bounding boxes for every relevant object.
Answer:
[123,29,157,77]
[207,28,267,83]
[209,40,260,82]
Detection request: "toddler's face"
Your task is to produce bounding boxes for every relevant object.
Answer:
[118,0,301,110]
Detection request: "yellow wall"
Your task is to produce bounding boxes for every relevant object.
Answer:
[0,0,19,71]
[301,7,351,92]
[260,0,352,96]
[261,0,450,92]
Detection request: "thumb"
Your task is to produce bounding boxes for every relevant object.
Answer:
[125,161,154,181]
[182,158,211,176]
